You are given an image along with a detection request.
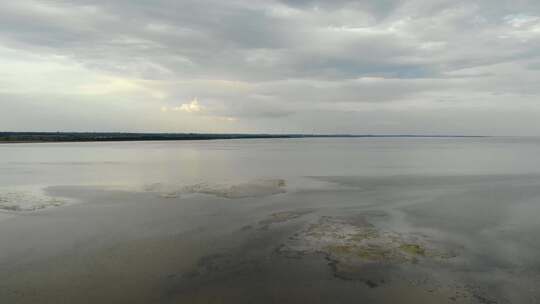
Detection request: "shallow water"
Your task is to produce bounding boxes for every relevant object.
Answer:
[1,138,540,303]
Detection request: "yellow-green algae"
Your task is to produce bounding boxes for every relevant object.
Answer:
[326,245,354,255]
[258,209,314,226]
[349,229,379,241]
[278,215,456,273]
[355,245,395,261]
[399,243,426,256]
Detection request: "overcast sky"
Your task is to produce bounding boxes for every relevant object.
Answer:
[1,0,539,135]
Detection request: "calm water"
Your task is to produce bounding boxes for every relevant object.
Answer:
[1,137,540,303]
[2,137,540,185]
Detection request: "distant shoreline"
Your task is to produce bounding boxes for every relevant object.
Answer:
[0,132,487,144]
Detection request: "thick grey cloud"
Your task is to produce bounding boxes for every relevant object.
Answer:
[0,0,539,134]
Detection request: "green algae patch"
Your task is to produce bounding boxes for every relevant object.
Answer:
[350,229,379,241]
[258,209,314,227]
[356,245,394,261]
[268,211,303,223]
[276,214,458,284]
[326,245,355,256]
[399,244,426,256]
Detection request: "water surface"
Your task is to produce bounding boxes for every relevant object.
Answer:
[1,138,540,303]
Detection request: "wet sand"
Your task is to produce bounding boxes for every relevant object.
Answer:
[1,174,540,303]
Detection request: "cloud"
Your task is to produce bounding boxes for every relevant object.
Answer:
[171,98,202,113]
[0,0,540,134]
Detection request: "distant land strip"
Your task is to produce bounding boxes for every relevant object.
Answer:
[0,132,488,143]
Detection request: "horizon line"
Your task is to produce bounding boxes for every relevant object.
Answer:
[0,131,490,144]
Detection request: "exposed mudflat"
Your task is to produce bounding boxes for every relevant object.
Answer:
[142,179,287,199]
[0,186,69,212]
